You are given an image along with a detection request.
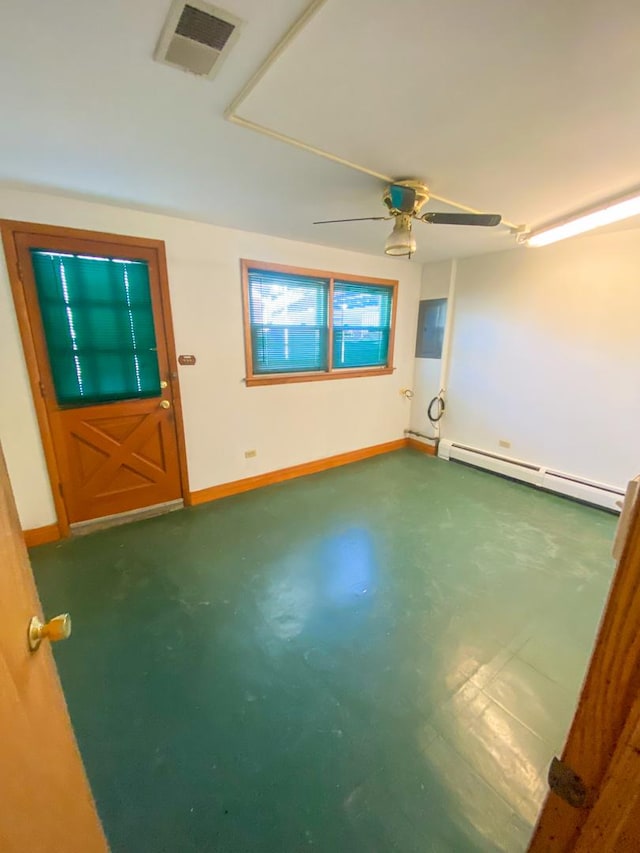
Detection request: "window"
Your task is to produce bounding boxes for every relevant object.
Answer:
[241,260,397,386]
[30,250,161,405]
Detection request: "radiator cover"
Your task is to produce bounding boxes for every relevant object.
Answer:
[438,439,624,512]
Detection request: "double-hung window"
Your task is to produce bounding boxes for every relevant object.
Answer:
[241,260,397,386]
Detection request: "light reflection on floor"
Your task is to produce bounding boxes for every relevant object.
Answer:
[260,527,378,640]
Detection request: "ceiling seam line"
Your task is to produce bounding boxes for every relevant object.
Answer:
[227,114,393,183]
[224,0,329,119]
[224,0,520,232]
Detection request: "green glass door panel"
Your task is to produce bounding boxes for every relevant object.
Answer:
[30,250,161,405]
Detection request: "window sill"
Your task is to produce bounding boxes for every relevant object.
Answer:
[245,366,394,387]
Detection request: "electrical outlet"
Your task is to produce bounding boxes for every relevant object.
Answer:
[498,439,511,449]
[244,449,257,459]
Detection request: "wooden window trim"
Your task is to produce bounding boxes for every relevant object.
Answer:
[241,259,398,387]
[0,219,191,536]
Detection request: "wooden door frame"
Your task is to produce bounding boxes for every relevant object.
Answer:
[1,220,191,538]
[529,493,640,850]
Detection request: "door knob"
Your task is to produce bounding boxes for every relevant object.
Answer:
[28,613,71,651]
[160,400,171,409]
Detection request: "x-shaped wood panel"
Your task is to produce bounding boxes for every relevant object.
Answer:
[67,412,169,499]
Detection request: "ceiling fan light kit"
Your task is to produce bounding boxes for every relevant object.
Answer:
[384,214,416,257]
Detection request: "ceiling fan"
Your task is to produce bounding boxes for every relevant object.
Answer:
[313,179,502,257]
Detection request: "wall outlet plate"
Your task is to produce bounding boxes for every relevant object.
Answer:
[499,439,511,449]
[244,449,257,458]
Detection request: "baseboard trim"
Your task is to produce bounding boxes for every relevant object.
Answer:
[190,438,408,506]
[24,523,60,548]
[23,439,435,535]
[407,437,437,456]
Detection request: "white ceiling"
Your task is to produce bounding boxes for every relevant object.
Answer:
[1,0,639,262]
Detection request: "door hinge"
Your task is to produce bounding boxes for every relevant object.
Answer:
[39,381,46,398]
[548,756,591,809]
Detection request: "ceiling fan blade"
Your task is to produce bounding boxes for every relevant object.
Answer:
[313,216,391,224]
[421,212,502,227]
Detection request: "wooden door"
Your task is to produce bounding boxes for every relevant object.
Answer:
[2,221,189,532]
[529,485,640,850]
[0,441,107,851]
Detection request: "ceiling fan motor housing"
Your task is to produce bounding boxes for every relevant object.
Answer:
[383,180,430,216]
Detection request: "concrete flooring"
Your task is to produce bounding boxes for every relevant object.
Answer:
[31,450,617,852]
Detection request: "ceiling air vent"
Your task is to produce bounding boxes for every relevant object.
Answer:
[155,1,243,79]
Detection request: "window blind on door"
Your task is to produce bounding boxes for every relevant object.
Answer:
[247,268,329,374]
[332,282,393,369]
[30,250,161,405]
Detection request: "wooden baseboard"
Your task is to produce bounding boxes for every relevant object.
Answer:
[24,523,60,548]
[22,439,435,536]
[407,437,437,456]
[190,438,408,506]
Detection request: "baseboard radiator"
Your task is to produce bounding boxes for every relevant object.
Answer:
[438,439,624,512]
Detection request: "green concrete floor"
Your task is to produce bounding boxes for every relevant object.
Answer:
[31,450,617,853]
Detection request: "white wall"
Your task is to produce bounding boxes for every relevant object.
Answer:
[424,227,640,489]
[410,259,452,436]
[0,187,421,529]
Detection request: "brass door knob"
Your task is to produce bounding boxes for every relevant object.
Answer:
[28,613,71,651]
[160,400,171,409]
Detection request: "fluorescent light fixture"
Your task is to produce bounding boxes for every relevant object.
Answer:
[526,192,640,247]
[384,215,417,256]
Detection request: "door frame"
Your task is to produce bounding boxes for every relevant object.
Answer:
[528,491,640,849]
[1,219,191,538]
